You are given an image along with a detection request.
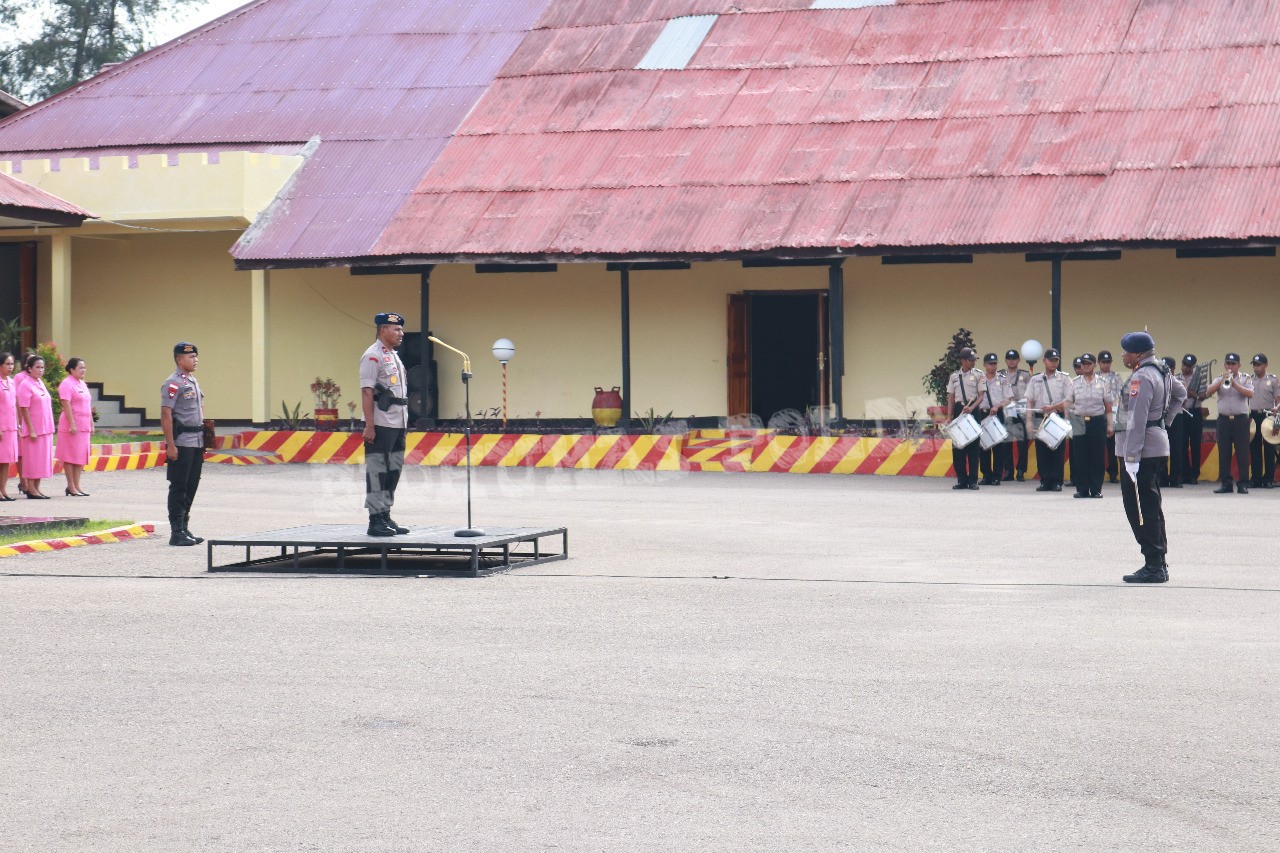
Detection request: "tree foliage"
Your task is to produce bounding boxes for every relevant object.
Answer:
[0,0,201,102]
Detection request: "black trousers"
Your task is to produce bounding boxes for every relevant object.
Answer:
[166,445,203,524]
[1121,457,1168,569]
[1249,411,1277,485]
[1166,414,1186,485]
[1217,414,1251,486]
[978,410,1010,481]
[1073,416,1106,496]
[1173,409,1203,483]
[1106,434,1118,480]
[951,402,981,486]
[1002,436,1028,478]
[1035,433,1065,486]
[365,426,406,515]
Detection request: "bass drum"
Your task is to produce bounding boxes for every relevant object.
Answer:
[1262,415,1280,446]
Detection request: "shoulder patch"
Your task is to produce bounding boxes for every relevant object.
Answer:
[1129,378,1141,396]
[167,383,179,398]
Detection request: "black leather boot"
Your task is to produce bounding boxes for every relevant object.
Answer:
[384,513,409,535]
[184,513,204,545]
[1123,565,1168,584]
[367,514,395,537]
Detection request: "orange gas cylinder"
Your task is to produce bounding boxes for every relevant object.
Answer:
[592,386,622,427]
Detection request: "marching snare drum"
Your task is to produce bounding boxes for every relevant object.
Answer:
[945,413,982,449]
[979,415,1009,450]
[1038,412,1071,450]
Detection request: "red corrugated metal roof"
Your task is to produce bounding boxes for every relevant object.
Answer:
[0,170,93,221]
[0,0,552,261]
[370,0,1280,261]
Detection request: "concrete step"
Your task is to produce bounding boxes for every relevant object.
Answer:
[88,382,145,429]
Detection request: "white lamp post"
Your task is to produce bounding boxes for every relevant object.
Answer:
[492,338,515,428]
[1021,339,1044,374]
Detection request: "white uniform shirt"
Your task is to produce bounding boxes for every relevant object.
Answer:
[359,340,409,429]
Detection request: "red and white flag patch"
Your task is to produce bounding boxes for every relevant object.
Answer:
[167,382,179,398]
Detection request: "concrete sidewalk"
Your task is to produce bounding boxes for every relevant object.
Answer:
[1,465,1277,851]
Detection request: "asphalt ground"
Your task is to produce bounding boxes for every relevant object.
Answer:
[2,464,1277,852]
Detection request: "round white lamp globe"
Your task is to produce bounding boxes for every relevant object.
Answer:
[491,338,516,364]
[1020,339,1044,363]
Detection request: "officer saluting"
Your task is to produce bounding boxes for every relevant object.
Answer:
[361,312,411,537]
[161,342,205,547]
[1117,331,1186,584]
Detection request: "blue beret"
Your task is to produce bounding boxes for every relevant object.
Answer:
[375,312,405,326]
[1120,331,1155,353]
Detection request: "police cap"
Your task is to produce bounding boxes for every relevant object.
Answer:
[1098,350,1113,362]
[374,312,405,327]
[1161,356,1177,370]
[1252,353,1268,365]
[958,347,977,361]
[1072,357,1082,368]
[1182,354,1197,366]
[1044,348,1061,360]
[1121,332,1155,354]
[1005,349,1019,360]
[984,352,998,364]
[173,341,197,356]
[1225,352,1241,363]
[1080,352,1096,363]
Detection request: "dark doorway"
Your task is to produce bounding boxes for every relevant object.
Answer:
[0,243,36,352]
[728,291,828,426]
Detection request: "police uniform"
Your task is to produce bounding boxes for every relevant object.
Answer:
[997,350,1030,480]
[361,312,411,535]
[946,349,984,489]
[161,342,205,546]
[1068,354,1109,498]
[1247,354,1278,488]
[977,354,1012,484]
[1175,355,1204,484]
[1159,357,1183,487]
[1097,350,1124,482]
[1118,332,1185,583]
[1210,353,1253,493]
[1024,349,1071,491]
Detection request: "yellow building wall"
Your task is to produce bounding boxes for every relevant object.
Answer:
[7,229,1278,424]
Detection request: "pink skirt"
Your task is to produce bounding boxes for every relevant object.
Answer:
[0,429,17,464]
[19,433,53,478]
[55,426,91,466]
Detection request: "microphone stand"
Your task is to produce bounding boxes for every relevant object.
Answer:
[428,336,484,537]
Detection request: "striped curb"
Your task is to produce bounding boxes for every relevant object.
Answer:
[0,523,156,558]
[225,431,1231,479]
[205,451,285,465]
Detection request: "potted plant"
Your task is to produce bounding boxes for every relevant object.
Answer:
[922,328,976,423]
[310,377,341,424]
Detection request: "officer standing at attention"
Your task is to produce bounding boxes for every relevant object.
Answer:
[1247,354,1278,488]
[1068,353,1111,498]
[361,312,411,536]
[1118,331,1185,584]
[1207,353,1253,494]
[1097,350,1123,483]
[999,349,1031,481]
[160,342,205,547]
[1160,356,1184,488]
[946,347,983,490]
[1024,348,1071,491]
[977,352,1012,485]
[1176,354,1205,484]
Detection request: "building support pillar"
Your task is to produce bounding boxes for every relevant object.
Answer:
[250,269,270,424]
[1051,257,1062,353]
[619,264,632,430]
[49,234,72,351]
[828,261,845,422]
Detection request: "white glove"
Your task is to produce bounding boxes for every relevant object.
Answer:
[1124,460,1139,483]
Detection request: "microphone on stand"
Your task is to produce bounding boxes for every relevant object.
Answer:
[428,336,484,537]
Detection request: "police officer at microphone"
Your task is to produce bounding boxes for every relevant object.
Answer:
[1117,331,1185,584]
[361,312,411,536]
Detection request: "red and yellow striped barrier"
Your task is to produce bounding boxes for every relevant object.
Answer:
[0,523,155,558]
[236,431,684,470]
[225,430,1233,479]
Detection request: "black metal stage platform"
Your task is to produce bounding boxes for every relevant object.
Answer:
[207,524,568,577]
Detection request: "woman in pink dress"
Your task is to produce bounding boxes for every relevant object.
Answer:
[56,357,93,496]
[0,352,18,501]
[17,354,54,499]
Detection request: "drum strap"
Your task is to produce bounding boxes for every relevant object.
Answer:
[958,370,969,404]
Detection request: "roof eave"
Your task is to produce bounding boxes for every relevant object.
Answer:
[233,237,1280,271]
